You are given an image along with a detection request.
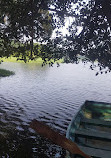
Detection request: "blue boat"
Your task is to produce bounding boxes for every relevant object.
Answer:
[66,100,111,158]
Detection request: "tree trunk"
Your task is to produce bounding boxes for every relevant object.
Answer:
[30,0,34,59]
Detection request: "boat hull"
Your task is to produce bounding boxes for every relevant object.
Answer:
[66,101,111,158]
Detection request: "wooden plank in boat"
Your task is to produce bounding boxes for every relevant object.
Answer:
[81,117,111,127]
[75,129,111,141]
[78,145,111,158]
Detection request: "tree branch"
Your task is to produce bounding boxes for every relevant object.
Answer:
[101,0,111,28]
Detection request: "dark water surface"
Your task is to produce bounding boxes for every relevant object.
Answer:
[0,62,111,158]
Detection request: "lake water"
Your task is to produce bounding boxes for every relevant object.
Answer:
[0,62,111,158]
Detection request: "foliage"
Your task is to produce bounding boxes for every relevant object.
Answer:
[49,0,111,72]
[0,0,111,72]
[0,68,15,77]
[0,0,54,61]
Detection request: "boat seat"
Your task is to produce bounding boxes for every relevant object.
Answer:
[78,145,111,158]
[80,117,111,127]
[75,128,111,141]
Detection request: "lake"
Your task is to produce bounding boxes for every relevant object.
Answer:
[0,62,111,158]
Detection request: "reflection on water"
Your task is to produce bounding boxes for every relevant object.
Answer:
[0,62,111,157]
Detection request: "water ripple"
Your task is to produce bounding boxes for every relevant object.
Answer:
[0,62,111,157]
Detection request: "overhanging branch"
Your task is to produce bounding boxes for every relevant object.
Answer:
[101,0,111,28]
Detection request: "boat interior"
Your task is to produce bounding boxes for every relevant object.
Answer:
[67,101,111,158]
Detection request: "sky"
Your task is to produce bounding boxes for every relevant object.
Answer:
[51,16,83,38]
[51,0,89,38]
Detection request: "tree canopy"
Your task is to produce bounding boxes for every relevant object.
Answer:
[0,0,53,61]
[0,0,111,72]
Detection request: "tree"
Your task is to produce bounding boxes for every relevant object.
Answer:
[0,0,54,61]
[0,0,111,72]
[48,0,111,73]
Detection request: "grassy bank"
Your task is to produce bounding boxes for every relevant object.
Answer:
[0,57,43,64]
[0,57,63,64]
[0,69,15,77]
